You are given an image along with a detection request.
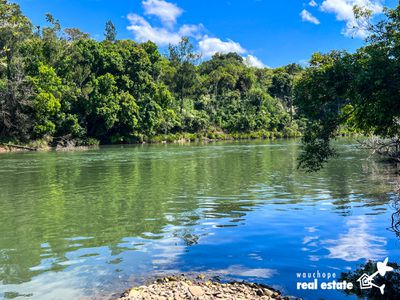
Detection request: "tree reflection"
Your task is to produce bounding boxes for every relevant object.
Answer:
[389,195,400,238]
[0,141,398,297]
[359,157,400,239]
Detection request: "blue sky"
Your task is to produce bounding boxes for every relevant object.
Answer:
[13,0,397,68]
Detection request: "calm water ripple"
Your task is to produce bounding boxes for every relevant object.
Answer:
[0,140,399,300]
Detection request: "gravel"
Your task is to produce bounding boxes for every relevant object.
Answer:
[117,275,299,300]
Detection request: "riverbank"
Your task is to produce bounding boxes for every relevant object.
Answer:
[0,144,41,153]
[118,276,295,300]
[0,130,302,153]
[136,130,301,144]
[0,130,362,154]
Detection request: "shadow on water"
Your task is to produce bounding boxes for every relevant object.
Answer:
[390,196,400,238]
[0,139,399,299]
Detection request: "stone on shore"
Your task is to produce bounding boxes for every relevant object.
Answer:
[118,275,297,300]
[188,285,204,297]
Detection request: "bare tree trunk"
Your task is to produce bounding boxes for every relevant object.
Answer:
[360,137,400,162]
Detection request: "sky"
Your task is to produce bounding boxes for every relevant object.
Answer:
[13,0,398,68]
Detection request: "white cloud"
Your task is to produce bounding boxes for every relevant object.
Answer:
[198,36,246,57]
[127,14,182,45]
[301,9,321,24]
[199,37,266,68]
[244,55,266,68]
[320,0,383,38]
[127,1,203,45]
[178,24,205,40]
[309,0,318,7]
[127,0,265,67]
[142,0,183,27]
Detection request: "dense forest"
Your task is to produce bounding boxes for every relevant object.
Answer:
[0,0,303,147]
[2,0,399,167]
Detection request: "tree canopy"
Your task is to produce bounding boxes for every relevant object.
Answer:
[0,0,302,146]
[294,4,400,171]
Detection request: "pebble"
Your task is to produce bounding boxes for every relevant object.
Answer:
[188,286,204,297]
[128,289,140,298]
[117,275,294,300]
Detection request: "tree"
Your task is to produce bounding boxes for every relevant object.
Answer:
[269,64,302,123]
[87,73,120,138]
[30,63,62,137]
[104,20,116,42]
[294,5,400,171]
[0,0,302,145]
[64,28,89,41]
[167,37,200,113]
[116,91,139,137]
[0,0,33,139]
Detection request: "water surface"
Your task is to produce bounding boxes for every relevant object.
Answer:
[0,140,399,299]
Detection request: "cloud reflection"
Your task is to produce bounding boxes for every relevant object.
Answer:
[208,265,277,279]
[324,216,387,262]
[302,216,388,262]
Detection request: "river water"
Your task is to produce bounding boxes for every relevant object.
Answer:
[0,140,399,299]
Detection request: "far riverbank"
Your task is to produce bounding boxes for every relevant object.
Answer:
[0,130,302,153]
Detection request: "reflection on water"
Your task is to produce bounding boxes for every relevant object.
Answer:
[390,199,400,238]
[0,140,399,300]
[324,216,387,262]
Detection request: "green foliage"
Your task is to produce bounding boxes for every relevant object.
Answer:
[104,20,116,42]
[0,0,301,146]
[0,0,33,138]
[118,91,139,134]
[295,5,400,170]
[30,63,62,136]
[167,37,200,113]
[89,73,120,135]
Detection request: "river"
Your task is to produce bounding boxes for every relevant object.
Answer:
[0,139,399,299]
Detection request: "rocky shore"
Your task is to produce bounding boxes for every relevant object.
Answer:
[118,275,297,300]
